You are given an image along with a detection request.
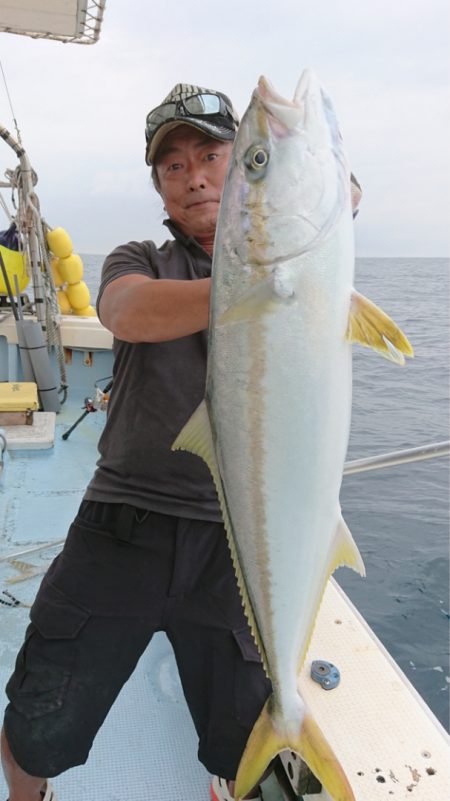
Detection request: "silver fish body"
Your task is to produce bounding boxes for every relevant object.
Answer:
[174,69,412,801]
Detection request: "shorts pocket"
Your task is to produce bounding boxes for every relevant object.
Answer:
[31,580,91,639]
[232,626,271,726]
[233,626,262,663]
[6,582,91,720]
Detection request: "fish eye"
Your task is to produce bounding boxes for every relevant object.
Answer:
[245,145,270,173]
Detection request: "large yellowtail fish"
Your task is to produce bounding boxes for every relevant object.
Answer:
[173,69,413,800]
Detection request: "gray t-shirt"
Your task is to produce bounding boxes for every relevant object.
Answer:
[85,221,221,521]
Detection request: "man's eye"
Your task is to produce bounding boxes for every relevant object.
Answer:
[167,163,182,172]
[205,153,218,161]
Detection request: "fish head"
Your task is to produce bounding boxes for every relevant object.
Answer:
[219,68,351,273]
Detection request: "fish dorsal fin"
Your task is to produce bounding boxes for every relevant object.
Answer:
[346,290,414,364]
[330,514,366,576]
[172,400,269,672]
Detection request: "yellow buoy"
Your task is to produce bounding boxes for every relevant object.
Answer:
[56,289,72,314]
[73,304,97,317]
[58,253,84,285]
[46,227,73,259]
[66,280,91,310]
[50,257,64,288]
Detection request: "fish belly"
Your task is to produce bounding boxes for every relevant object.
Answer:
[209,239,353,702]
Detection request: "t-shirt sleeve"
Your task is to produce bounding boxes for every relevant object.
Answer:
[96,241,157,318]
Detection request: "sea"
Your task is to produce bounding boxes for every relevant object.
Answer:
[82,253,450,731]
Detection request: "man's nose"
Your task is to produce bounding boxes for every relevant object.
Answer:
[186,164,206,190]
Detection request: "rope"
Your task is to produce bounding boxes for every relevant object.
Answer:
[0,61,22,145]
[27,198,69,399]
[0,191,13,222]
[0,88,68,401]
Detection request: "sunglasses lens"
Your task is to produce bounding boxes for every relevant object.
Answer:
[184,94,222,115]
[146,102,178,134]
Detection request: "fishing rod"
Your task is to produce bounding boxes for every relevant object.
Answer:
[62,378,113,441]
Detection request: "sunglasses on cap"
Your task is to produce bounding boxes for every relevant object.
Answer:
[145,93,238,143]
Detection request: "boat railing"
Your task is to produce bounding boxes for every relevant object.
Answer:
[343,440,450,475]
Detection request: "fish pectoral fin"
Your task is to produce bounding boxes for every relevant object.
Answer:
[235,698,355,801]
[330,515,366,577]
[218,269,295,325]
[346,290,414,365]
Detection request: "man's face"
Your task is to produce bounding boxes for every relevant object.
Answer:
[154,125,233,241]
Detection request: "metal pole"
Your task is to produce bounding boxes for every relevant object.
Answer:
[344,440,449,476]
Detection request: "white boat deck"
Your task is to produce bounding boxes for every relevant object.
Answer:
[297,580,450,800]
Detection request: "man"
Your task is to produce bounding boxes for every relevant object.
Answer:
[1,84,273,801]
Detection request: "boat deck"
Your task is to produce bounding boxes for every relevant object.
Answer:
[0,396,215,801]
[0,361,449,800]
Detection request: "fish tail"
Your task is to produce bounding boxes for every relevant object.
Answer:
[235,696,355,801]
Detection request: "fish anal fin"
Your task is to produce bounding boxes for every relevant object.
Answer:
[346,290,414,364]
[330,515,366,577]
[296,514,365,673]
[172,402,269,672]
[235,699,355,801]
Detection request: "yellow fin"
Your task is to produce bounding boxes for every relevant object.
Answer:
[172,401,269,671]
[295,514,365,674]
[172,399,218,474]
[235,698,355,801]
[346,290,414,364]
[330,515,366,577]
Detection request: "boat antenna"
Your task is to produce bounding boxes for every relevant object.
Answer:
[0,58,22,145]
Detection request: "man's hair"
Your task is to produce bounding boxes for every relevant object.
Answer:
[151,165,161,194]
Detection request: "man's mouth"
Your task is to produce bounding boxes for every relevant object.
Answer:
[186,199,219,209]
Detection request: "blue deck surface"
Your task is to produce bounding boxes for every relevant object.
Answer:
[0,351,217,801]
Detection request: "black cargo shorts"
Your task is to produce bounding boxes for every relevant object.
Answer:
[4,501,272,779]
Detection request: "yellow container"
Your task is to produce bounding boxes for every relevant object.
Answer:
[0,382,38,411]
[58,253,83,285]
[46,227,73,259]
[73,304,97,317]
[66,280,90,310]
[56,289,72,314]
[0,246,29,294]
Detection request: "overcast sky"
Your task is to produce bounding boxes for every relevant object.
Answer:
[0,0,448,257]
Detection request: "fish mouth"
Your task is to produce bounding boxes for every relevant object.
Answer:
[256,74,304,133]
[256,69,326,137]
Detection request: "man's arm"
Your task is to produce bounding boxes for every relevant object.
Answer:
[98,274,211,343]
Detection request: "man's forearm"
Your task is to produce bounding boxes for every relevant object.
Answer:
[103,278,211,343]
